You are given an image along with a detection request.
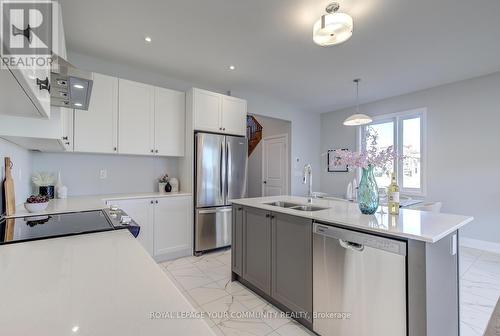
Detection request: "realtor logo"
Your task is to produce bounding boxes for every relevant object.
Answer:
[1,0,53,68]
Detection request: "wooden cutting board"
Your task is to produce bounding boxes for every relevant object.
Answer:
[3,157,16,216]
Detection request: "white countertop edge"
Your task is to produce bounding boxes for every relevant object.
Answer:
[230,196,474,243]
[8,191,192,218]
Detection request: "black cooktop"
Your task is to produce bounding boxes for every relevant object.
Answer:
[0,209,139,245]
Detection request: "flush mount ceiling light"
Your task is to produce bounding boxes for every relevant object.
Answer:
[313,2,353,46]
[228,65,236,70]
[343,79,372,126]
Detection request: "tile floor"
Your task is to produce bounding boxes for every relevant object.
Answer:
[159,246,499,336]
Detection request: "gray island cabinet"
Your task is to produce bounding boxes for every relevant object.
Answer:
[231,196,473,336]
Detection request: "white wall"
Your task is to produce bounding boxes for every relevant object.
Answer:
[31,152,179,196]
[320,71,500,243]
[0,138,32,205]
[247,115,291,197]
[69,51,321,196]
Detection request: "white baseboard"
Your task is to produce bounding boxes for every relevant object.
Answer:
[460,237,500,254]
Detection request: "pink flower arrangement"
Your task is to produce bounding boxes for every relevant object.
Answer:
[332,128,398,171]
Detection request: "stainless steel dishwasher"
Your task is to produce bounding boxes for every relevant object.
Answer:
[313,222,407,336]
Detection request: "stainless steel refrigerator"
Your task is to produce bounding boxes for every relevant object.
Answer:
[194,132,248,254]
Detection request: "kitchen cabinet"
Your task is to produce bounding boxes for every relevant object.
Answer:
[153,196,192,258]
[221,95,247,136]
[118,79,155,155]
[191,88,247,136]
[108,196,192,261]
[60,107,74,151]
[271,212,312,323]
[154,87,185,156]
[110,198,155,255]
[232,205,244,276]
[74,73,118,154]
[242,206,272,295]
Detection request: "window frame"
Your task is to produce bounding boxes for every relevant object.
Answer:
[357,108,427,197]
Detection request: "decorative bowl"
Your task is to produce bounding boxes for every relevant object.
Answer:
[24,201,49,213]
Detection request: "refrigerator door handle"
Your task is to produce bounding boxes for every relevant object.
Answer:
[219,141,224,200]
[225,139,230,203]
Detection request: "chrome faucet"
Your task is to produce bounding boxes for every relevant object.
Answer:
[303,164,313,202]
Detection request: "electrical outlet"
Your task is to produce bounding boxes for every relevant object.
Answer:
[100,169,107,179]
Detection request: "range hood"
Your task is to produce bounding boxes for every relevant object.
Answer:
[50,56,93,110]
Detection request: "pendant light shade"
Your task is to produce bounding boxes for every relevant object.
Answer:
[343,79,372,126]
[313,3,353,46]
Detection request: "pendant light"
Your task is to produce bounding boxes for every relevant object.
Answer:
[343,79,372,126]
[313,2,353,47]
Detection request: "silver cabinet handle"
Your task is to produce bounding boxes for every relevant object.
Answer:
[339,239,365,252]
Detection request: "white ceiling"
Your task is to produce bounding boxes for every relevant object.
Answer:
[60,0,500,113]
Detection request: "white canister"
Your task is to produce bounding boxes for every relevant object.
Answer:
[169,178,179,192]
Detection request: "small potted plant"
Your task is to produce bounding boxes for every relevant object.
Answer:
[32,172,56,199]
[158,174,172,193]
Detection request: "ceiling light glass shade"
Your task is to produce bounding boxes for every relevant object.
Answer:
[313,12,353,46]
[343,114,372,126]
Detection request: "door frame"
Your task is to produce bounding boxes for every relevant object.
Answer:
[261,133,289,196]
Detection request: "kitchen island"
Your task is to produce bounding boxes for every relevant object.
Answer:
[0,230,215,336]
[230,195,474,336]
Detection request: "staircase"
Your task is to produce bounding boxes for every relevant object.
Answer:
[247,115,263,156]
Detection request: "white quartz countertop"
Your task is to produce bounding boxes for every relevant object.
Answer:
[0,230,215,336]
[7,191,192,218]
[230,196,474,243]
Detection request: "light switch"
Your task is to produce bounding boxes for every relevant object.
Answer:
[100,169,107,179]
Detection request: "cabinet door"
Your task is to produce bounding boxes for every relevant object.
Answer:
[271,212,313,322]
[154,87,185,156]
[118,79,155,155]
[221,96,247,136]
[110,198,154,255]
[242,206,272,295]
[193,89,221,132]
[60,107,74,152]
[153,196,192,259]
[232,205,244,276]
[74,73,118,153]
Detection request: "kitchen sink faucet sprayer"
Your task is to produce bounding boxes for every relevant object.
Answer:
[303,164,313,203]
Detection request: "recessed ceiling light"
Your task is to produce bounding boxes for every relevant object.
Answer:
[72,326,79,333]
[73,84,84,89]
[228,65,236,70]
[144,36,152,43]
[74,103,83,107]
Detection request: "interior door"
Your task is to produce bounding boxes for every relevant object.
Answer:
[196,133,225,207]
[118,79,155,155]
[226,136,248,203]
[74,73,118,153]
[262,135,288,196]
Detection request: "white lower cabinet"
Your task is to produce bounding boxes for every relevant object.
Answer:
[110,198,155,255]
[109,196,192,261]
[153,197,192,259]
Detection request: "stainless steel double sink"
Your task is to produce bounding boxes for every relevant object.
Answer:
[264,201,328,212]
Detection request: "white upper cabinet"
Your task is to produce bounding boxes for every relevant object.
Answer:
[118,79,155,155]
[154,87,185,156]
[192,88,221,133]
[191,88,247,136]
[74,73,118,154]
[222,95,247,136]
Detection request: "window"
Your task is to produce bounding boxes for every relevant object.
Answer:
[359,108,426,196]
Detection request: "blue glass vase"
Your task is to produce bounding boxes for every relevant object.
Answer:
[357,165,379,214]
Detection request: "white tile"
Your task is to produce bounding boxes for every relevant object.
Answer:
[170,266,215,291]
[188,282,230,306]
[217,279,247,295]
[231,287,267,310]
[251,303,291,330]
[274,321,315,336]
[201,295,249,324]
[216,317,273,336]
[195,258,226,271]
[202,265,233,282]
